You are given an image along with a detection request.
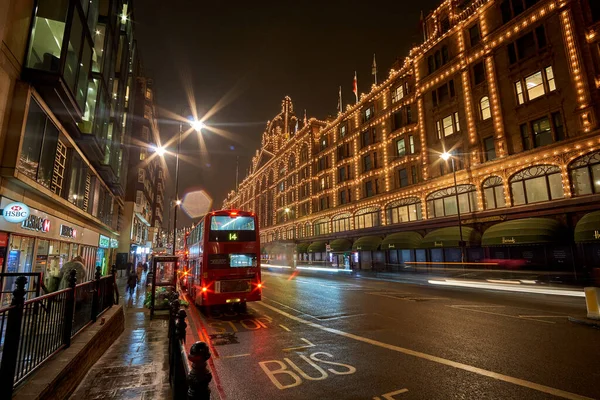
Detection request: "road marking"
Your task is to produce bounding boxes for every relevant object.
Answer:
[518,315,569,318]
[367,291,446,302]
[373,388,409,399]
[257,301,593,400]
[449,305,556,324]
[263,296,318,319]
[279,324,291,332]
[222,353,251,359]
[283,338,315,352]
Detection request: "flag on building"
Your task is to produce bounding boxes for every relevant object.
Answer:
[372,54,378,85]
[352,71,358,103]
[337,86,343,114]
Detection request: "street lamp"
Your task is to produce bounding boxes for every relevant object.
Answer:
[154,116,204,256]
[440,151,465,263]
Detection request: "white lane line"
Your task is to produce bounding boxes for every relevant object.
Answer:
[282,338,315,352]
[256,301,593,400]
[222,353,251,359]
[448,305,556,324]
[279,324,291,332]
[263,296,318,320]
[429,279,585,297]
[518,315,569,318]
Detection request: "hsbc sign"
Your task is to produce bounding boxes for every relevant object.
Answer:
[21,215,51,233]
[2,202,30,223]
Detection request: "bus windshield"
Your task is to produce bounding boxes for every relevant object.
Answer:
[209,215,256,242]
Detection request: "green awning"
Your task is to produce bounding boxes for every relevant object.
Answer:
[307,241,327,253]
[381,232,423,250]
[352,236,382,251]
[575,211,600,243]
[329,239,352,252]
[296,242,310,253]
[482,218,562,246]
[421,227,480,248]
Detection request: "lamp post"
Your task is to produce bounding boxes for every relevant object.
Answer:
[440,151,465,263]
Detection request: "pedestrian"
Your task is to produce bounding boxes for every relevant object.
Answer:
[126,262,133,276]
[143,261,148,274]
[136,262,143,283]
[127,270,138,296]
[58,256,87,290]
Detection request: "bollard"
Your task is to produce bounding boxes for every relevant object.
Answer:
[176,309,187,343]
[584,287,600,320]
[187,342,212,400]
[169,299,181,339]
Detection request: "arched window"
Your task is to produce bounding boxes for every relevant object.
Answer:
[304,222,311,237]
[296,224,304,239]
[480,96,491,120]
[278,162,286,178]
[288,156,295,171]
[569,151,600,196]
[386,197,422,224]
[287,226,295,240]
[313,218,330,236]
[354,207,381,229]
[510,165,563,205]
[300,145,309,164]
[426,184,478,218]
[332,213,352,232]
[482,176,506,210]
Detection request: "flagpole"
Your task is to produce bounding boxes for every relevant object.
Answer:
[353,71,358,104]
[372,54,378,85]
[338,86,343,114]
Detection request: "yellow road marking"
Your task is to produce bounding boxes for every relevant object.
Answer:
[257,301,593,400]
[279,324,291,332]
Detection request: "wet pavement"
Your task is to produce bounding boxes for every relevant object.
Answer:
[70,274,172,400]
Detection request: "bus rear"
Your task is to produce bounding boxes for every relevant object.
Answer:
[197,210,261,309]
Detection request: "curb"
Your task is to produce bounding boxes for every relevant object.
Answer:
[568,316,600,329]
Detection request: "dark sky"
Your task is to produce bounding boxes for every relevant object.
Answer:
[134,0,441,228]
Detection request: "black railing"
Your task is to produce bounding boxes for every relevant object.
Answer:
[0,266,118,396]
[168,292,212,399]
[0,273,44,307]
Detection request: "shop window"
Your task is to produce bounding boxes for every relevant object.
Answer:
[569,151,600,196]
[2,236,36,305]
[313,218,330,236]
[355,207,381,229]
[332,214,352,232]
[386,197,422,224]
[426,184,478,218]
[510,164,563,205]
[482,176,506,209]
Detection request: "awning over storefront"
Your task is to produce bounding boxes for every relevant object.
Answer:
[574,211,600,243]
[351,236,382,251]
[296,242,310,253]
[329,239,352,252]
[482,218,561,246]
[381,232,423,250]
[421,226,480,248]
[308,241,327,253]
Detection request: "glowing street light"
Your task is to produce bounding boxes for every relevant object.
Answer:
[190,119,205,132]
[154,146,166,157]
[440,151,451,161]
[439,151,465,263]
[175,199,182,206]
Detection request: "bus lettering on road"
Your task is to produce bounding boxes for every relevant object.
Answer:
[259,352,356,390]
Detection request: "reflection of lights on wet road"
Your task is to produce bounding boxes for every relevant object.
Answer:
[428,279,585,297]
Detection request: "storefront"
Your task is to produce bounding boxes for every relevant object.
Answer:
[0,197,102,304]
[420,226,482,263]
[381,232,423,271]
[352,236,383,270]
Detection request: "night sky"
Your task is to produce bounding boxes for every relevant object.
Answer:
[135,0,441,228]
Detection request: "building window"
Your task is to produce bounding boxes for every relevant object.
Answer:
[364,180,380,198]
[339,189,352,205]
[339,123,347,138]
[67,152,89,210]
[482,176,506,210]
[569,151,600,196]
[363,153,378,173]
[480,96,491,120]
[396,139,406,157]
[18,97,61,190]
[411,166,419,184]
[300,146,309,163]
[483,137,496,161]
[514,66,556,105]
[473,62,485,85]
[313,218,329,236]
[590,0,600,22]
[426,184,478,218]
[361,127,379,148]
[363,105,374,122]
[138,168,145,183]
[398,168,409,188]
[428,46,449,75]
[531,116,552,148]
[507,26,547,64]
[386,197,422,224]
[510,165,563,205]
[319,196,329,211]
[436,112,460,138]
[408,135,415,154]
[431,79,456,106]
[469,24,481,46]
[392,85,405,102]
[355,207,381,229]
[332,214,352,232]
[320,136,329,152]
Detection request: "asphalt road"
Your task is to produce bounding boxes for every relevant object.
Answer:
[185,269,600,400]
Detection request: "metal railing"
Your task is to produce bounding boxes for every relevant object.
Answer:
[0,266,118,396]
[0,273,44,307]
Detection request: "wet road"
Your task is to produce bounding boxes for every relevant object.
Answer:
[186,269,600,400]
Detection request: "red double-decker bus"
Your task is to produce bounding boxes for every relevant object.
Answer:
[185,209,262,310]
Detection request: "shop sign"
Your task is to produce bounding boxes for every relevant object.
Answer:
[2,202,30,223]
[388,244,395,249]
[502,237,516,244]
[110,238,118,248]
[60,224,77,239]
[594,230,600,240]
[99,235,110,248]
[22,215,51,233]
[434,241,443,247]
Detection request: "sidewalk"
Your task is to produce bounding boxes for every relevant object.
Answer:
[70,274,172,400]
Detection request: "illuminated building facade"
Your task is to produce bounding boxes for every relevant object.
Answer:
[224,0,600,273]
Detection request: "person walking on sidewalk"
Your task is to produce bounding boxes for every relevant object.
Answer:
[136,262,143,284]
[127,271,138,296]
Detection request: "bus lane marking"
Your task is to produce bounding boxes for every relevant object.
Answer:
[259,352,357,390]
[373,388,409,399]
[279,324,291,332]
[256,301,594,400]
[282,338,315,352]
